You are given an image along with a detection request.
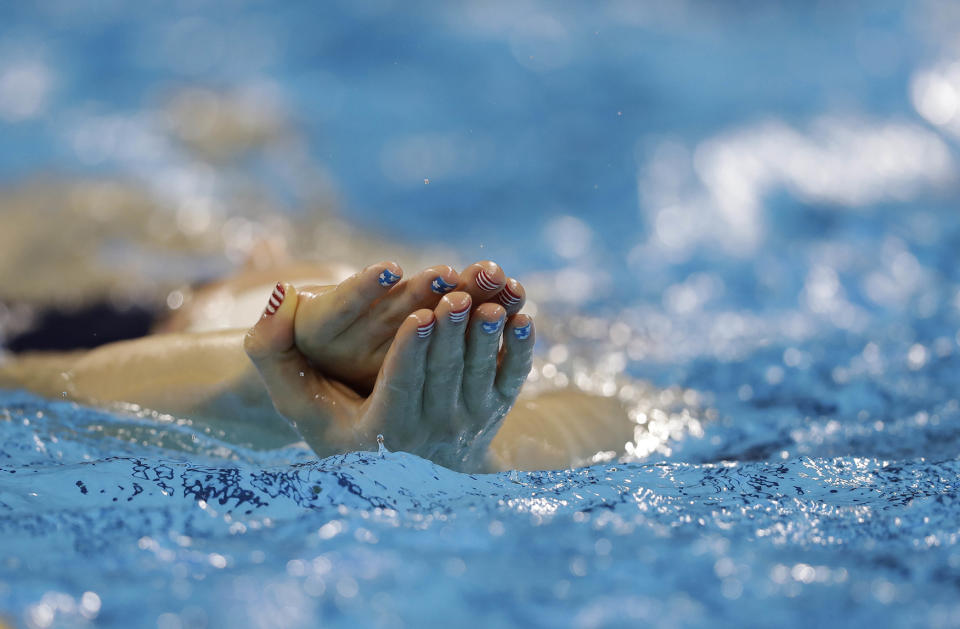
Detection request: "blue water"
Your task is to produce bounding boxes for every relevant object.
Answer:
[4,1,960,628]
[2,390,960,628]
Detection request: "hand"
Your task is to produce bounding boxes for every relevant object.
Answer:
[244,282,534,471]
[291,260,526,394]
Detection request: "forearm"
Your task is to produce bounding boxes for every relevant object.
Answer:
[61,330,272,418]
[1,331,314,449]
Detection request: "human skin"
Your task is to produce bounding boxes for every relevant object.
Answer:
[0,262,633,470]
[244,281,535,471]
[0,331,633,471]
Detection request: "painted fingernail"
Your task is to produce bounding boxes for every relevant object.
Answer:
[498,283,522,308]
[513,322,532,340]
[431,276,457,294]
[264,282,285,315]
[417,318,436,338]
[475,268,499,291]
[378,268,401,287]
[481,317,504,334]
[449,303,470,324]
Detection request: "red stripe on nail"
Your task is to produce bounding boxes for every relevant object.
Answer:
[476,269,499,291]
[417,320,436,338]
[264,283,285,316]
[498,284,522,307]
[449,305,470,323]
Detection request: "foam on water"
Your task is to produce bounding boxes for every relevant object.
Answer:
[1,390,960,629]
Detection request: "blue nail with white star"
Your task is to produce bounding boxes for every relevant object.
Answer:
[482,317,504,334]
[378,268,401,287]
[430,276,457,294]
[513,323,532,340]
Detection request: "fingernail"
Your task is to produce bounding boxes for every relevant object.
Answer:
[378,268,401,287]
[475,268,499,291]
[449,304,470,324]
[264,282,285,316]
[417,318,436,338]
[481,317,504,334]
[513,322,532,340]
[498,283,522,308]
[431,276,457,294]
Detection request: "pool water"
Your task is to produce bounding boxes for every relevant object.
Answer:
[4,1,960,627]
[2,389,960,628]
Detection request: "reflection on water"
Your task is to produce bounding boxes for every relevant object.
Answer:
[3,398,960,629]
[4,1,960,627]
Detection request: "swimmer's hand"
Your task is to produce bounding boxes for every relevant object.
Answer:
[292,260,526,395]
[244,282,534,472]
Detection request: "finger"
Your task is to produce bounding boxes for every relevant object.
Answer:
[495,314,535,402]
[296,261,403,341]
[363,265,459,338]
[243,282,315,415]
[456,260,506,303]
[244,281,296,359]
[493,277,526,316]
[423,292,471,420]
[462,302,506,413]
[358,264,459,362]
[365,309,434,441]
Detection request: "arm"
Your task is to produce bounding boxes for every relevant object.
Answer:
[2,330,299,448]
[64,330,263,414]
[1,319,633,470]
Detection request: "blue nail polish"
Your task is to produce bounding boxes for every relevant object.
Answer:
[378,268,401,287]
[482,318,503,334]
[513,323,531,340]
[430,276,456,294]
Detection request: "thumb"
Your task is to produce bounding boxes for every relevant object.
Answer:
[244,281,297,359]
[243,282,362,454]
[244,282,314,417]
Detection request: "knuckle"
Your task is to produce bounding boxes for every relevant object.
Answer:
[242,330,265,359]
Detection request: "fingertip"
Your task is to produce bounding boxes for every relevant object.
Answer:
[409,308,434,323]
[411,308,436,338]
[473,303,505,337]
[477,260,500,274]
[495,314,535,401]
[497,278,525,310]
[382,260,403,276]
[429,265,460,294]
[510,313,532,327]
[262,281,288,316]
[508,314,534,341]
[475,302,506,321]
[474,260,505,292]
[441,291,472,311]
[376,262,403,288]
[245,281,298,358]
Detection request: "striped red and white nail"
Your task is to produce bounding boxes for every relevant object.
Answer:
[264,282,285,316]
[475,269,500,292]
[449,304,470,324]
[498,283,522,308]
[417,318,436,338]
